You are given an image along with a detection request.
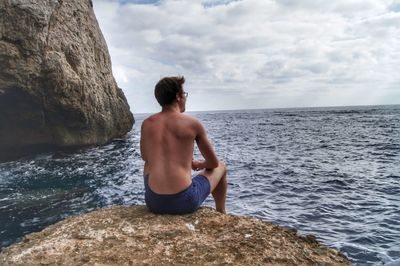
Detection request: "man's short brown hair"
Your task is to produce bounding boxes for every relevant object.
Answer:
[154,76,185,106]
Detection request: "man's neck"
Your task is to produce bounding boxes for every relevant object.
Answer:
[161,104,181,113]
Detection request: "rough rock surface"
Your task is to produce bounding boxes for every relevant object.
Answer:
[0,0,134,162]
[0,205,352,265]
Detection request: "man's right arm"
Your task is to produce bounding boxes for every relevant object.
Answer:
[193,119,219,170]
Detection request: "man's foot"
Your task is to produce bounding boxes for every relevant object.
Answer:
[216,207,226,214]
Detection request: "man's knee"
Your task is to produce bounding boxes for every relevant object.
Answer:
[218,161,227,174]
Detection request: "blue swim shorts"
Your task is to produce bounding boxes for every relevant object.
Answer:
[144,175,211,215]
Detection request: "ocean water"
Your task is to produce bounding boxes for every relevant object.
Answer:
[1,105,399,265]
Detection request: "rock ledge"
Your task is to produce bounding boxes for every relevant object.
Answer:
[0,205,351,265]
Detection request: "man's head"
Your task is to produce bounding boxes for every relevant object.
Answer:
[155,76,187,112]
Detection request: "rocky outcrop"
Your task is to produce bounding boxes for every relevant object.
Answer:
[0,0,134,162]
[0,205,351,265]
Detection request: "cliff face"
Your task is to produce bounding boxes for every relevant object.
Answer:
[0,205,351,265]
[0,0,134,162]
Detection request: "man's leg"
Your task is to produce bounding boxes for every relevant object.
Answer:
[199,161,227,213]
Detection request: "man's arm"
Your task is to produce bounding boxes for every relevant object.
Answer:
[193,120,219,170]
[140,121,147,161]
[140,121,151,175]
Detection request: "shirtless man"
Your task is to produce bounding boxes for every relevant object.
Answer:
[140,76,227,214]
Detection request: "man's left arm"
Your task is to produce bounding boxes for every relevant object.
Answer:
[140,121,150,176]
[140,122,147,161]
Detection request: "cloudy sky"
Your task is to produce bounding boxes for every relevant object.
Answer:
[93,0,400,113]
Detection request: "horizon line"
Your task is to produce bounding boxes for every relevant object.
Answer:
[133,103,400,115]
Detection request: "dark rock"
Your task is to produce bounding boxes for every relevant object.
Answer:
[0,0,134,162]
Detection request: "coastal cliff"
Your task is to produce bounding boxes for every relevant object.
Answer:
[0,0,134,162]
[0,205,351,265]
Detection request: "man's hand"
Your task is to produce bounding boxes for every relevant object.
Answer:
[192,159,205,171]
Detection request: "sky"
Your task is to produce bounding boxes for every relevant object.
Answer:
[93,0,400,113]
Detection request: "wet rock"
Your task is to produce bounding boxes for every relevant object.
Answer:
[0,0,134,162]
[0,205,352,265]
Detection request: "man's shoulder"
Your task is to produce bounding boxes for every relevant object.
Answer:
[143,113,159,123]
[143,112,202,127]
[180,114,206,134]
[181,113,202,126]
[180,113,197,120]
[141,114,158,130]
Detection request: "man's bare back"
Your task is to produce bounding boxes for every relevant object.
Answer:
[141,111,215,194]
[140,76,227,214]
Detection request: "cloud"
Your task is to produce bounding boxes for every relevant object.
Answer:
[93,0,400,113]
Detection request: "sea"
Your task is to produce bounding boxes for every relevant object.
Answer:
[0,105,399,265]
